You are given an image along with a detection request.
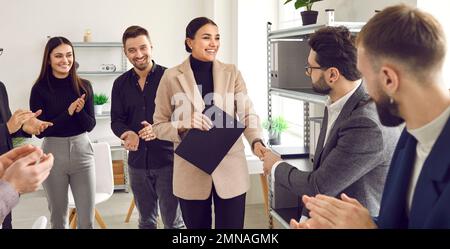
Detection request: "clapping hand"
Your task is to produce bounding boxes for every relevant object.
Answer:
[290,194,378,229]
[6,109,36,134]
[68,94,86,115]
[75,94,86,113]
[0,144,54,194]
[22,109,53,135]
[138,121,157,141]
[120,131,140,151]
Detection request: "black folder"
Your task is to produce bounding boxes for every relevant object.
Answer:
[175,105,245,175]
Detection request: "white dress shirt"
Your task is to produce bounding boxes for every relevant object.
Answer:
[406,105,450,214]
[322,81,362,146]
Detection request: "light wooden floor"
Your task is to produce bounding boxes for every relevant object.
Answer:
[11,190,283,229]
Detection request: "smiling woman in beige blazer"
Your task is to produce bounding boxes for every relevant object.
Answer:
[153,17,267,229]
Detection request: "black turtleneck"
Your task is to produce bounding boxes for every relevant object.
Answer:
[190,55,214,108]
[29,74,96,138]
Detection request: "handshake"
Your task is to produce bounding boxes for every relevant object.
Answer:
[252,142,283,176]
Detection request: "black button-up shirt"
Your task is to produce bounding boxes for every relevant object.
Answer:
[111,62,173,169]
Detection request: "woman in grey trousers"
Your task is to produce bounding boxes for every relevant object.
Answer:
[30,37,96,229]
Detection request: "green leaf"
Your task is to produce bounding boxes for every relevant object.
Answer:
[295,0,308,9]
[285,0,323,11]
[263,116,289,133]
[94,93,109,105]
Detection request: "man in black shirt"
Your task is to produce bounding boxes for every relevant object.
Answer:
[111,26,184,229]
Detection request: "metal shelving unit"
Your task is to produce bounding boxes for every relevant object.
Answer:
[110,144,129,192]
[266,21,365,228]
[73,42,129,192]
[72,42,124,47]
[268,22,365,40]
[269,87,327,105]
[73,42,127,74]
[77,71,126,76]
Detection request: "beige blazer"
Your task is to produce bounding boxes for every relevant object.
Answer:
[153,58,262,200]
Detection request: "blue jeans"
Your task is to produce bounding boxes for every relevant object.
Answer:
[128,166,184,229]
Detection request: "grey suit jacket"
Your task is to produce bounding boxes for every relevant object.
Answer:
[274,84,400,216]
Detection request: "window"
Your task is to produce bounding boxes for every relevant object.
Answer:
[418,1,450,88]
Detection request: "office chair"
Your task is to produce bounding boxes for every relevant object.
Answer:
[68,142,114,229]
[31,216,48,229]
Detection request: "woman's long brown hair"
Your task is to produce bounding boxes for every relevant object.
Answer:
[34,36,90,97]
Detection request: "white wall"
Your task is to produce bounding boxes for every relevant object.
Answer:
[0,0,212,109]
[234,0,279,204]
[204,0,238,65]
[0,0,210,141]
[237,0,278,130]
[418,0,450,88]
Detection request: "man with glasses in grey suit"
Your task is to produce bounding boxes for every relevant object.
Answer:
[262,26,400,221]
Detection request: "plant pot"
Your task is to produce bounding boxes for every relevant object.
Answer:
[268,131,281,146]
[12,137,29,148]
[94,105,104,115]
[301,10,319,26]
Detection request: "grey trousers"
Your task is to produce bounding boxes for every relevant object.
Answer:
[41,133,95,229]
[128,166,184,229]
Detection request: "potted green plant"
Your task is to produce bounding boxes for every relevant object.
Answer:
[93,93,109,115]
[263,116,289,145]
[284,0,323,26]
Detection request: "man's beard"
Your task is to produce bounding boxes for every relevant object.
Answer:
[312,75,331,95]
[374,92,404,127]
[132,57,150,71]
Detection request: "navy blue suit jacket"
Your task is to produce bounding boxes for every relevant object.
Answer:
[377,116,450,228]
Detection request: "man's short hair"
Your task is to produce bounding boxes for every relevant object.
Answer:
[122,25,151,46]
[357,4,446,74]
[308,26,361,81]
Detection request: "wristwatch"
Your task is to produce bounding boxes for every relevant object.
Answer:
[251,138,266,151]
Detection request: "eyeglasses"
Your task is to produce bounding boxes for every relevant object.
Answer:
[305,64,325,77]
[0,48,3,56]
